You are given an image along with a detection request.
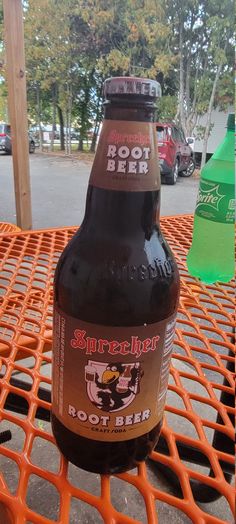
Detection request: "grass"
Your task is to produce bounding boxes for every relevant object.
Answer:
[39,143,95,163]
[43,142,91,152]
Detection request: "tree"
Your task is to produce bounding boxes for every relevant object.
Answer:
[74,0,177,148]
[93,0,176,80]
[166,0,234,164]
[0,81,7,120]
[24,0,73,150]
[2,0,233,161]
[199,0,234,166]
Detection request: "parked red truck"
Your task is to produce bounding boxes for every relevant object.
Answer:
[156,123,195,184]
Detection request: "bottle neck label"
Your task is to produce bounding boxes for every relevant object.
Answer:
[89,120,160,191]
[52,306,176,442]
[196,178,235,224]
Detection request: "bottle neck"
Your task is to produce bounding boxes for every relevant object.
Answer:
[82,186,160,239]
[104,99,156,122]
[82,99,160,238]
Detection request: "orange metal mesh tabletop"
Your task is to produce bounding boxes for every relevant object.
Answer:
[0,223,21,235]
[0,215,235,524]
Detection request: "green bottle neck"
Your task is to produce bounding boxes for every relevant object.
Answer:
[211,129,235,162]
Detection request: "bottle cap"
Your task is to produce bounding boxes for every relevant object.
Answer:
[103,76,162,99]
[227,113,235,131]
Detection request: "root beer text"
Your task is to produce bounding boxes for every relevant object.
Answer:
[107,144,151,174]
[68,404,151,428]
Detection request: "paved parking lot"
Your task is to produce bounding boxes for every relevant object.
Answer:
[0,152,199,229]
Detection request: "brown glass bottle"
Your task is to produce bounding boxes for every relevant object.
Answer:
[51,77,179,474]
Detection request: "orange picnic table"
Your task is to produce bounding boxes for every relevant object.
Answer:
[0,215,235,524]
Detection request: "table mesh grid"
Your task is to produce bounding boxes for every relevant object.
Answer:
[0,223,21,235]
[0,216,235,524]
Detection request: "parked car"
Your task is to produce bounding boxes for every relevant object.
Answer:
[0,123,36,154]
[156,123,195,184]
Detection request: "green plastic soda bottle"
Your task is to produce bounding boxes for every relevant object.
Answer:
[187,113,235,284]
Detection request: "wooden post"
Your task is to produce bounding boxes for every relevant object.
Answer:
[3,0,32,230]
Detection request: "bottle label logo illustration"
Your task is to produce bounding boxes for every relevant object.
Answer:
[196,179,235,224]
[85,361,143,412]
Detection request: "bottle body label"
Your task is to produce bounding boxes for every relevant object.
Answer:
[196,179,235,224]
[89,120,160,191]
[52,307,176,442]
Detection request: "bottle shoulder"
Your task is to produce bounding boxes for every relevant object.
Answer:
[201,158,235,184]
[54,228,179,325]
[212,132,235,163]
[55,226,176,280]
[202,132,235,184]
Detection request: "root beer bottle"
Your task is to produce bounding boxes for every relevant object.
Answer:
[52,77,180,474]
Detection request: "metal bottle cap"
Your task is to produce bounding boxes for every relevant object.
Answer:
[103,77,162,99]
[227,113,235,131]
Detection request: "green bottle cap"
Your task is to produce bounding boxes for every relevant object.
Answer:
[227,113,235,131]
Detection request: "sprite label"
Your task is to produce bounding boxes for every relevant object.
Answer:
[195,179,235,224]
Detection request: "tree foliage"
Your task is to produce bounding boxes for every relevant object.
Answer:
[0,0,234,158]
[166,0,234,138]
